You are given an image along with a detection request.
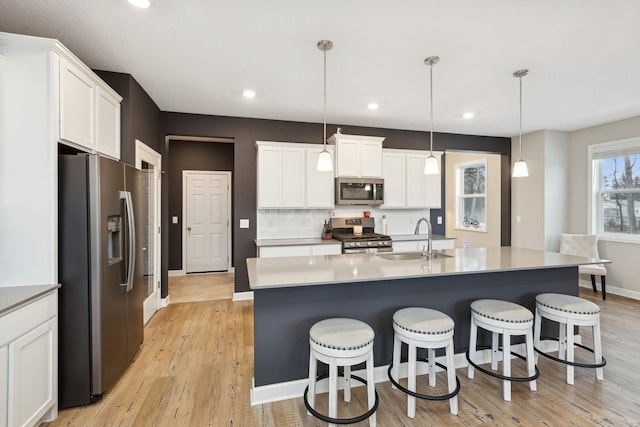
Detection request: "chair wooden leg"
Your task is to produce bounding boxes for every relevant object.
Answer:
[590,275,598,293]
[601,276,606,300]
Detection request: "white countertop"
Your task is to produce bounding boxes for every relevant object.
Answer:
[0,284,59,316]
[255,238,341,247]
[247,246,605,290]
[390,234,454,242]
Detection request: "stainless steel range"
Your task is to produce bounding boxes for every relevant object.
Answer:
[330,217,392,254]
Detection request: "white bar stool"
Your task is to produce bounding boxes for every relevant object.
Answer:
[466,299,539,401]
[304,318,378,427]
[388,307,460,418]
[534,293,605,384]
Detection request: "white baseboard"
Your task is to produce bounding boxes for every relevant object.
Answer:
[250,340,561,406]
[233,291,254,301]
[579,279,640,301]
[161,296,170,307]
[169,269,185,277]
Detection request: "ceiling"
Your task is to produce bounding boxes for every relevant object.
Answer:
[1,0,639,138]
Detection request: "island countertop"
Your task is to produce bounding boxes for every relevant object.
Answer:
[247,246,602,290]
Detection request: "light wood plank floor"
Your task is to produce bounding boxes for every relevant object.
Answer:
[168,272,234,304]
[47,290,640,426]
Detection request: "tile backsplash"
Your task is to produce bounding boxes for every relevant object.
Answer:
[257,207,432,239]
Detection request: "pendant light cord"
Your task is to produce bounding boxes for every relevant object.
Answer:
[323,47,327,148]
[429,61,434,155]
[518,73,523,161]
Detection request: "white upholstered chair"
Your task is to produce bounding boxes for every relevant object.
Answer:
[559,234,607,300]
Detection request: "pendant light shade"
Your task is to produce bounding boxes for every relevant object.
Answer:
[512,69,529,178]
[317,40,333,172]
[424,56,440,175]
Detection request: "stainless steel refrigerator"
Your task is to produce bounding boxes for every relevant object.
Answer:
[58,153,145,408]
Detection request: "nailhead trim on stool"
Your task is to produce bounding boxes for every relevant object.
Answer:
[304,318,378,427]
[388,308,460,418]
[467,299,539,402]
[534,293,605,385]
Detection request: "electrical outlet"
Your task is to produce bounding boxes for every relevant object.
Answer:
[172,216,178,224]
[516,216,522,223]
[240,219,249,229]
[437,216,442,225]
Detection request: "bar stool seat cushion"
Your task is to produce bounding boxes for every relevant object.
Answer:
[393,307,454,335]
[471,299,533,323]
[309,318,374,351]
[536,293,600,315]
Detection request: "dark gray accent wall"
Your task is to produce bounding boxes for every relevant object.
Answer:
[167,140,234,270]
[161,113,511,293]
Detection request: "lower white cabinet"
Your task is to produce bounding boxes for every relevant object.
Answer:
[258,244,342,258]
[0,291,58,427]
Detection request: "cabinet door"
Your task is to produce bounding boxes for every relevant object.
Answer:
[306,146,335,208]
[282,147,306,208]
[8,318,56,427]
[424,153,442,208]
[257,145,283,208]
[392,241,419,252]
[310,244,342,256]
[0,346,6,427]
[259,245,311,258]
[406,153,426,208]
[95,86,121,159]
[381,151,405,208]
[335,137,361,177]
[60,57,95,149]
[360,140,383,178]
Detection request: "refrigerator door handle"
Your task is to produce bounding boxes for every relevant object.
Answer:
[120,190,136,292]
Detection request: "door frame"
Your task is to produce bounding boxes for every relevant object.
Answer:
[182,170,232,273]
[135,140,162,324]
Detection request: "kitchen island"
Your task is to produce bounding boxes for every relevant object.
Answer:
[247,247,600,404]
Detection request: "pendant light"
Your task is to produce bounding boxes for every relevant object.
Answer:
[423,56,440,175]
[512,69,529,177]
[316,40,333,172]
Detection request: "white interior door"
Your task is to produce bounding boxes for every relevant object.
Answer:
[135,141,161,325]
[184,171,230,273]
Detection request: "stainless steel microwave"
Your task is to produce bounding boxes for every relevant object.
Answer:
[335,178,384,205]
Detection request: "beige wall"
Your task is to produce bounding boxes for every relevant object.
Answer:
[569,115,640,299]
[445,152,501,248]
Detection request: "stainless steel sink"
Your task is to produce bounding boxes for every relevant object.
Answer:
[377,251,453,261]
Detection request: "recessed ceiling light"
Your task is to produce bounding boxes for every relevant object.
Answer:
[462,112,474,119]
[367,102,379,110]
[128,0,151,8]
[243,89,256,98]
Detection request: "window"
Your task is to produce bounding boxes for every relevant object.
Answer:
[590,137,640,243]
[455,160,487,231]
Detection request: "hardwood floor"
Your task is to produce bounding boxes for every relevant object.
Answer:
[47,290,640,426]
[168,272,234,304]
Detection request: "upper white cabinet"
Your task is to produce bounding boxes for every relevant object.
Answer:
[382,149,442,209]
[328,133,384,178]
[59,54,122,159]
[257,141,334,209]
[59,57,95,149]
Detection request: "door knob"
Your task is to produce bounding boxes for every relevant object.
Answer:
[187,227,192,231]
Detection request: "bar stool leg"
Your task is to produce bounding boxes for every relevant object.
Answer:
[558,323,567,361]
[468,318,477,379]
[407,342,417,418]
[525,329,537,391]
[391,333,401,390]
[594,320,604,381]
[329,359,338,427]
[446,340,458,415]
[566,320,576,385]
[502,332,511,401]
[534,309,542,364]
[428,348,436,387]
[491,332,500,370]
[307,351,317,416]
[343,365,351,402]
[367,352,377,427]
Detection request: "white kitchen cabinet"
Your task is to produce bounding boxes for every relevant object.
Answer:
[381,149,442,209]
[257,141,335,209]
[95,86,121,160]
[0,32,122,287]
[306,146,335,208]
[392,239,454,252]
[0,290,58,427]
[258,244,341,258]
[329,133,384,178]
[59,57,96,150]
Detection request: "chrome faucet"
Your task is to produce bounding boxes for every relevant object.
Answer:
[414,217,432,259]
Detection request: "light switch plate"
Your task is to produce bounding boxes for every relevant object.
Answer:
[437,216,442,225]
[516,216,522,223]
[240,219,250,229]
